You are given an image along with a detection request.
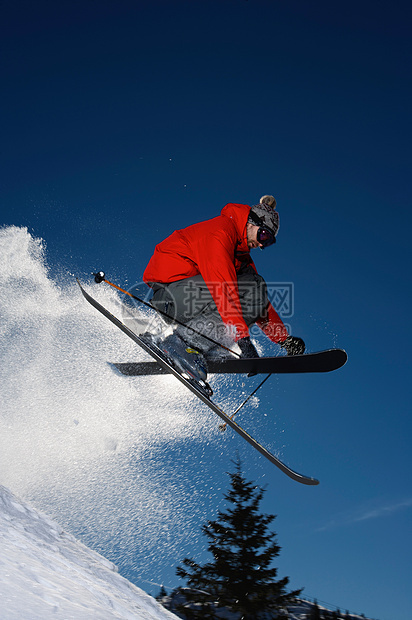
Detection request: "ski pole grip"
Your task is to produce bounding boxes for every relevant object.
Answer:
[93,271,106,284]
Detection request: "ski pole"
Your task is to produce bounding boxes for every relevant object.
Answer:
[92,271,241,358]
[219,373,272,432]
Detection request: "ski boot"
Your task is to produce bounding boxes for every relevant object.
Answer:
[140,331,213,398]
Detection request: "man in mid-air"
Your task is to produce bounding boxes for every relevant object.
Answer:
[143,195,304,371]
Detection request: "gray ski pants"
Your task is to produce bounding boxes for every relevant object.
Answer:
[150,271,269,352]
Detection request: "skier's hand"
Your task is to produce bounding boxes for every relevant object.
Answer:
[279,336,305,356]
[237,336,259,359]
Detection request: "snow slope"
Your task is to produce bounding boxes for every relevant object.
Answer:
[0,485,178,619]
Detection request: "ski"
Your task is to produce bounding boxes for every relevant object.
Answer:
[78,280,319,486]
[112,348,347,377]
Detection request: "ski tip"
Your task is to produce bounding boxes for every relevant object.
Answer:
[332,348,348,370]
[284,467,319,486]
[302,476,320,486]
[77,279,87,296]
[308,348,348,371]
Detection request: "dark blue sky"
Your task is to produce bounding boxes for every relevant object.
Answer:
[1,2,411,619]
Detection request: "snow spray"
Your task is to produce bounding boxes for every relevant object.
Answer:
[0,225,230,587]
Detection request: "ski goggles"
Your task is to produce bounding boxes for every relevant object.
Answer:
[248,210,277,248]
[256,226,276,248]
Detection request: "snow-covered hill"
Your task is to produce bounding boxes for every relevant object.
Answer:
[0,484,177,619]
[0,480,375,620]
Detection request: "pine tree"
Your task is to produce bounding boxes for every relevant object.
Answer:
[156,585,167,601]
[175,458,302,619]
[309,600,322,620]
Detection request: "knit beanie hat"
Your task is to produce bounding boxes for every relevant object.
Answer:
[248,195,279,236]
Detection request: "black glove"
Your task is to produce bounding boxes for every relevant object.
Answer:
[237,336,259,359]
[279,336,305,356]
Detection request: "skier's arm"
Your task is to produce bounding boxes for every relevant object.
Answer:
[256,302,289,343]
[194,233,250,341]
[245,257,289,344]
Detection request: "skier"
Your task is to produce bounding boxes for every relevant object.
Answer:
[143,196,305,362]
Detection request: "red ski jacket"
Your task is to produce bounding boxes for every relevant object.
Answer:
[143,203,288,343]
